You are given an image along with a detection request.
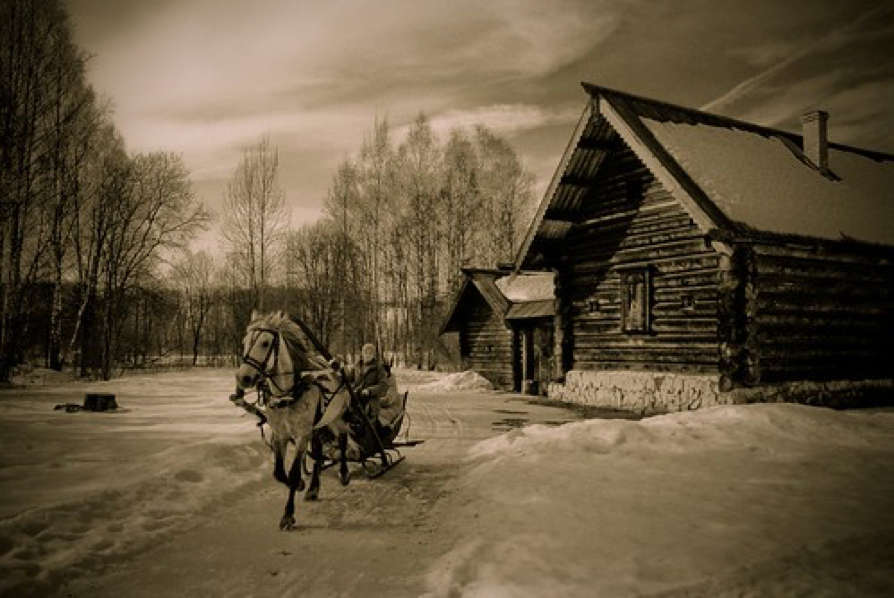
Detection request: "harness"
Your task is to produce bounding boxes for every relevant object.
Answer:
[243,327,295,397]
[237,328,347,448]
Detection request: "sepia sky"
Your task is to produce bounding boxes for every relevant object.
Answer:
[65,0,894,234]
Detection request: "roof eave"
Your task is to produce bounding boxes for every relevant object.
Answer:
[514,102,594,272]
[594,89,735,239]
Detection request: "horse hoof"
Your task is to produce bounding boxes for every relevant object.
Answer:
[297,479,306,492]
[279,515,295,531]
[304,490,318,502]
[340,471,350,486]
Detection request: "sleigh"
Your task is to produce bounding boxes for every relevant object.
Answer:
[314,370,421,478]
[232,313,421,481]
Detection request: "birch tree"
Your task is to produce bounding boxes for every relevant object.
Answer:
[0,0,72,380]
[171,250,215,365]
[441,128,480,292]
[357,117,396,347]
[395,113,441,365]
[220,137,289,311]
[473,125,535,265]
[323,158,366,355]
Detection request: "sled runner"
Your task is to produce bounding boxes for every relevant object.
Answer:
[314,373,415,478]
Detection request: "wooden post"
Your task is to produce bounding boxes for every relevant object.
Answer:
[552,263,572,382]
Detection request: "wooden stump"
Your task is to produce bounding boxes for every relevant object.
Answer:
[83,393,118,412]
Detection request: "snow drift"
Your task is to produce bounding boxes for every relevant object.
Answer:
[416,370,494,392]
[425,403,894,597]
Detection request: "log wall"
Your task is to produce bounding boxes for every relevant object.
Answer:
[562,146,722,374]
[750,243,894,383]
[460,297,515,390]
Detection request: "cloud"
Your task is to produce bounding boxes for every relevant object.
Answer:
[78,0,615,216]
[701,1,894,152]
[91,0,616,123]
[424,104,580,138]
[70,0,894,241]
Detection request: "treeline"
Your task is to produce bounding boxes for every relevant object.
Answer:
[1,1,537,379]
[0,0,207,381]
[209,118,536,369]
[273,116,535,368]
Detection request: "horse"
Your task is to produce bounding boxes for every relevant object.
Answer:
[235,311,352,530]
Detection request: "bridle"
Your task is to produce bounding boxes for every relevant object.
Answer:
[241,327,294,397]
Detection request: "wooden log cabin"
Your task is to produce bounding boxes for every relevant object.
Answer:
[440,268,555,393]
[514,83,894,413]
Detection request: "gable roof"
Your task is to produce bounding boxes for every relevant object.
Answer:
[516,83,894,269]
[440,269,554,334]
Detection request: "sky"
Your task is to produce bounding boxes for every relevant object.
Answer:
[65,0,894,242]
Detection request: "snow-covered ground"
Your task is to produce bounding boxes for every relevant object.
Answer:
[0,370,268,596]
[426,403,894,597]
[1,368,893,596]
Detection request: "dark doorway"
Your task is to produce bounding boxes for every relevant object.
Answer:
[515,320,554,395]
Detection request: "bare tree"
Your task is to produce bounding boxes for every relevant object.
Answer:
[42,29,100,370]
[97,151,206,378]
[357,117,396,347]
[395,113,442,366]
[441,128,480,292]
[0,0,75,380]
[323,158,365,355]
[171,250,215,365]
[68,125,129,376]
[284,223,347,348]
[473,125,536,264]
[219,136,289,312]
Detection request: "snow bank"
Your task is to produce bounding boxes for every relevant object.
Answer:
[416,370,494,392]
[426,404,894,597]
[0,370,268,597]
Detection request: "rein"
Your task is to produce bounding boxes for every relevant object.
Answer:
[242,327,297,397]
[239,326,349,449]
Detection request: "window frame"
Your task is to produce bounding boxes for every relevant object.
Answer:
[620,266,653,334]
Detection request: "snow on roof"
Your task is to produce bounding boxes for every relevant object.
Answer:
[494,272,554,303]
[642,117,894,246]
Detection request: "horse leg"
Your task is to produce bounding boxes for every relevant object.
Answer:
[338,430,350,486]
[305,433,323,501]
[271,437,289,487]
[279,442,306,531]
[291,436,308,493]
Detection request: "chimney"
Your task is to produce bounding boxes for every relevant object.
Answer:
[801,110,829,173]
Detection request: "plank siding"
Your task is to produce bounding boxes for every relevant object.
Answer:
[751,246,894,383]
[460,297,514,389]
[560,146,722,373]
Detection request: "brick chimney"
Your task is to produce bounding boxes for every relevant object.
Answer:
[801,110,829,173]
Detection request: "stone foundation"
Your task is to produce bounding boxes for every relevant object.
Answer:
[548,370,893,415]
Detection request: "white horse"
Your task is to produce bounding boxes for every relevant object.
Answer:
[235,311,352,530]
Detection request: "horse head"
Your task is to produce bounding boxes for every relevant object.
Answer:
[236,311,296,395]
[236,311,331,395]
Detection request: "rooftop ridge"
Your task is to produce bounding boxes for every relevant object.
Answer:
[581,82,894,162]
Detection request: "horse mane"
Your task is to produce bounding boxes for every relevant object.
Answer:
[248,311,330,371]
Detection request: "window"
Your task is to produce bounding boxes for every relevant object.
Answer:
[621,268,652,334]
